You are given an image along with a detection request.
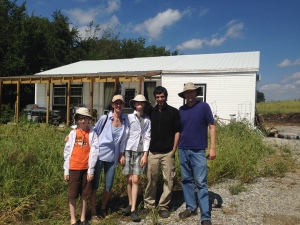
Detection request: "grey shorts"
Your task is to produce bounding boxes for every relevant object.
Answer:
[122,150,146,175]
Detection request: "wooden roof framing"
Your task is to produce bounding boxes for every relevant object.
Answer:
[0,71,161,125]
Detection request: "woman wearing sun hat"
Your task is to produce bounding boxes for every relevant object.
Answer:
[91,95,129,220]
[121,94,151,222]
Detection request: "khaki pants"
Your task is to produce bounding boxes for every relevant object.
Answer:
[144,151,175,210]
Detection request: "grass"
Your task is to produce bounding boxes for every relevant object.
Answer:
[0,116,295,224]
[256,99,300,114]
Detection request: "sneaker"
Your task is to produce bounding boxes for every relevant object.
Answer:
[122,205,131,215]
[158,209,170,218]
[91,215,100,222]
[130,210,141,222]
[100,208,107,218]
[80,221,90,225]
[201,220,212,225]
[179,209,197,219]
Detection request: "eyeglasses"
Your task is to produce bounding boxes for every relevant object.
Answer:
[77,116,89,121]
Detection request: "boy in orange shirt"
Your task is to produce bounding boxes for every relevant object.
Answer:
[64,108,99,225]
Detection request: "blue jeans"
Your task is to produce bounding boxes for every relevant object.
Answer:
[178,149,211,221]
[92,160,116,191]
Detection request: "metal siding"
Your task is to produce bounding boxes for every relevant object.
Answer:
[36,51,260,75]
[162,72,256,124]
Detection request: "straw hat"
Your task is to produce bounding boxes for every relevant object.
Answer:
[74,107,92,119]
[178,82,201,98]
[112,94,125,103]
[129,94,151,109]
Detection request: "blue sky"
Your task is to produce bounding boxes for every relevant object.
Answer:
[18,0,300,102]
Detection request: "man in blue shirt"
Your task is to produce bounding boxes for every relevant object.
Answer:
[177,82,216,225]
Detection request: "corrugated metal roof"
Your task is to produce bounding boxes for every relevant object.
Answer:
[36,51,260,76]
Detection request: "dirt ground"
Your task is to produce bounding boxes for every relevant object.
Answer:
[258,113,300,127]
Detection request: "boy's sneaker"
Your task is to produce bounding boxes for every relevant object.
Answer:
[122,205,131,215]
[201,220,212,225]
[80,221,90,225]
[131,210,141,222]
[179,209,197,219]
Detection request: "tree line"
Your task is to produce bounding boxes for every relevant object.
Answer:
[0,0,178,108]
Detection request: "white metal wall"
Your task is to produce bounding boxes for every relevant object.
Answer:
[161,73,257,124]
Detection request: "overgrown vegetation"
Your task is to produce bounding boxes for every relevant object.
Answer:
[0,119,293,224]
[256,99,300,114]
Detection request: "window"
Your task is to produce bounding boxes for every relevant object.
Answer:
[195,84,206,102]
[53,84,83,106]
[70,87,83,106]
[124,89,135,108]
[53,86,66,105]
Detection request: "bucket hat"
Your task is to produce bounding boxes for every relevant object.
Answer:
[112,94,125,103]
[178,82,201,98]
[74,107,92,119]
[129,94,151,109]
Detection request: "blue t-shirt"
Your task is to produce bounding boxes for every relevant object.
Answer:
[179,101,214,149]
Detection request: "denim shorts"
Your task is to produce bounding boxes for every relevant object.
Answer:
[92,159,116,192]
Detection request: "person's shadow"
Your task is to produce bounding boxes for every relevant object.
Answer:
[171,190,223,211]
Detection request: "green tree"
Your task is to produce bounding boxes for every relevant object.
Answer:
[257,90,266,103]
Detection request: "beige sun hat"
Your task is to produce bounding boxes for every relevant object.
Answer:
[178,82,201,98]
[129,94,151,109]
[74,107,92,119]
[112,94,125,103]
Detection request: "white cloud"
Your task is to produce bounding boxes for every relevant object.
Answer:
[198,8,209,17]
[65,0,120,26]
[176,20,244,50]
[65,8,98,26]
[134,9,182,40]
[259,83,300,101]
[76,15,121,38]
[107,0,121,13]
[278,58,300,67]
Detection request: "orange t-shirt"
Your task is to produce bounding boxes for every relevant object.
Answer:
[70,128,90,170]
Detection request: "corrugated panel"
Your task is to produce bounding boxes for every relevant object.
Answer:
[36,51,260,76]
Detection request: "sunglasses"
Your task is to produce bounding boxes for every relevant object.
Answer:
[77,116,90,121]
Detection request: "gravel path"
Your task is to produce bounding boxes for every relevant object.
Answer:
[120,126,300,225]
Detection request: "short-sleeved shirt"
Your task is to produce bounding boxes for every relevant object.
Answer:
[179,101,214,149]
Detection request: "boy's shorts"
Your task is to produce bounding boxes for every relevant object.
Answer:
[122,150,146,175]
[68,170,92,199]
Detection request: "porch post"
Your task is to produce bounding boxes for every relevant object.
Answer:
[46,81,50,124]
[16,80,20,124]
[0,80,2,118]
[67,80,71,126]
[89,78,94,119]
[114,78,119,94]
[138,76,143,94]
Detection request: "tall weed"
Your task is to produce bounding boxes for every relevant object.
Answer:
[0,121,294,224]
[256,99,300,114]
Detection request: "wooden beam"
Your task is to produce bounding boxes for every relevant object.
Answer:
[46,81,50,124]
[67,80,71,126]
[16,80,20,124]
[89,78,94,121]
[0,80,2,118]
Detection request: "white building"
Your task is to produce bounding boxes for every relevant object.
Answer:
[34,51,260,124]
